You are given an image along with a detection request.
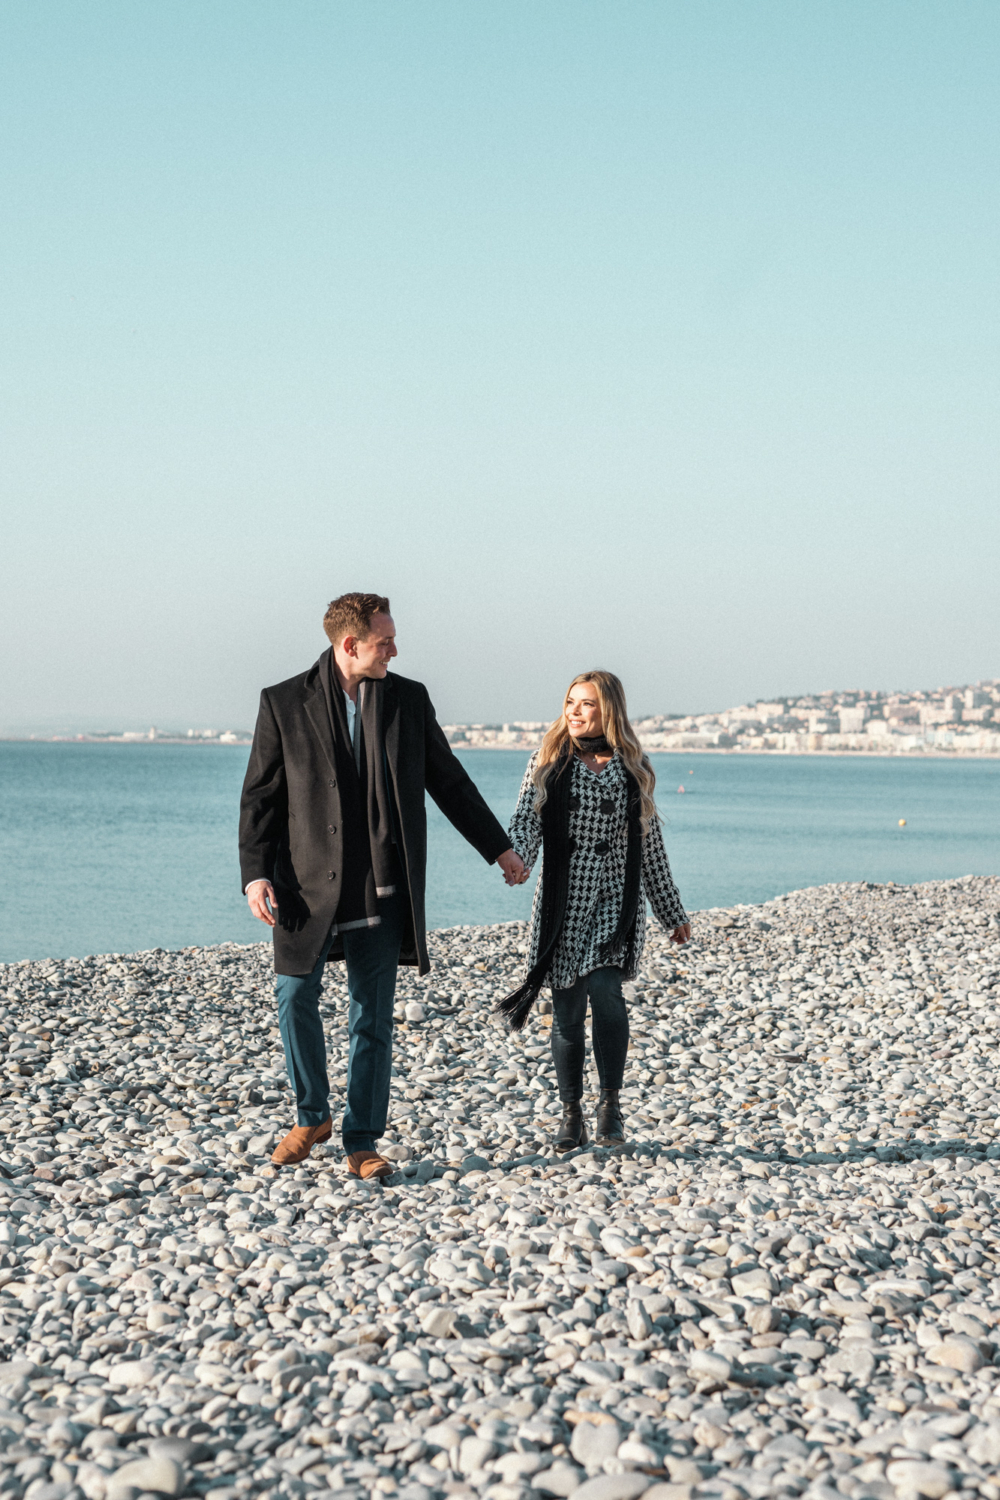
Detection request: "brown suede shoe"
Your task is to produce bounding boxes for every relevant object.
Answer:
[271,1117,332,1167]
[346,1150,394,1180]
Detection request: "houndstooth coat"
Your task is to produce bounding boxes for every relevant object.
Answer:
[508,750,687,992]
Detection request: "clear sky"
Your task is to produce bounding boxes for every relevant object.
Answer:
[2,2,998,734]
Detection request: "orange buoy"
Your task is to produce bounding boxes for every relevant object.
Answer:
[677,785,685,793]
[898,818,907,827]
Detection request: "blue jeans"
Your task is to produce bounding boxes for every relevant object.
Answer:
[275,893,405,1152]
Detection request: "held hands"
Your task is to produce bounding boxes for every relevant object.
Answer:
[250,857,531,920]
[247,879,279,927]
[249,857,529,917]
[497,849,530,887]
[670,923,692,945]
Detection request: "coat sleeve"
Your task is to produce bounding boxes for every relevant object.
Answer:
[239,690,289,890]
[507,751,542,870]
[641,815,688,932]
[422,689,512,863]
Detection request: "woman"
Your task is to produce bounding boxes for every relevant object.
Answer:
[498,671,690,1151]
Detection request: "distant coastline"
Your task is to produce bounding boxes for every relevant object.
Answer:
[454,744,1000,759]
[444,744,1000,760]
[0,732,253,746]
[5,672,998,757]
[3,738,998,760]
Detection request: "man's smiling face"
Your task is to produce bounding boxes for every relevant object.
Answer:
[352,612,397,678]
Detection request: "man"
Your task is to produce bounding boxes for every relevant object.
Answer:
[240,592,525,1180]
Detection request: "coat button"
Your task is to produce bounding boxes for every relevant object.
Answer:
[329,778,336,787]
[328,870,336,881]
[328,824,337,833]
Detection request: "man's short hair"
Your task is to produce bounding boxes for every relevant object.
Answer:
[322,593,391,646]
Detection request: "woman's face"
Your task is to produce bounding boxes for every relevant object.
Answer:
[565,682,604,738]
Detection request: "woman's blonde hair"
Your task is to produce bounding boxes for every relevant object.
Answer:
[533,671,659,833]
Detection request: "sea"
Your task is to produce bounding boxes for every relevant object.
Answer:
[0,742,997,964]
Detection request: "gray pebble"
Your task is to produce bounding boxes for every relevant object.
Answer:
[570,1476,653,1500]
[106,1457,185,1498]
[570,1418,622,1468]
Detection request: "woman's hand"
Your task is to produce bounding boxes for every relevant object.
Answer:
[497,849,529,886]
[669,923,691,945]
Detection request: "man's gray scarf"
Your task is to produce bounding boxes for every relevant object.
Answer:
[327,667,399,928]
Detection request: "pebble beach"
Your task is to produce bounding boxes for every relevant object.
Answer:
[1,876,1000,1500]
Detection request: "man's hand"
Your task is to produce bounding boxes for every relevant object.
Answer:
[670,923,691,945]
[497,849,529,887]
[247,879,279,927]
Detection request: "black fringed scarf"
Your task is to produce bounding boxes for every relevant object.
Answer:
[494,749,645,1031]
[574,733,612,755]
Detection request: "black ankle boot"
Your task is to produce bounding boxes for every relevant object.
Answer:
[553,1103,589,1153]
[595,1088,625,1147]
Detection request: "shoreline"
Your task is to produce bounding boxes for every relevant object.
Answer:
[3,873,998,971]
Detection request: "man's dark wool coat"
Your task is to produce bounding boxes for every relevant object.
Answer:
[239,652,511,976]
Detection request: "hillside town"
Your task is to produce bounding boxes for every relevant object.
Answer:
[444,678,1000,756]
[16,679,999,755]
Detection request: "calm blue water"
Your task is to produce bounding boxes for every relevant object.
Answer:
[0,743,996,963]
